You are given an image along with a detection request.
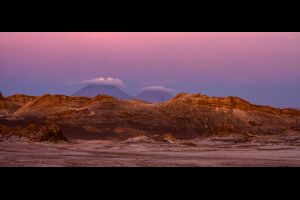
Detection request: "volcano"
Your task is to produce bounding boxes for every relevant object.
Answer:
[72,85,131,99]
[136,89,174,103]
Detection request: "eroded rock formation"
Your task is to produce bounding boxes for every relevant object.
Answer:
[1,93,299,141]
[0,123,67,142]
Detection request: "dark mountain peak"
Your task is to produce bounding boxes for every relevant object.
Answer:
[136,89,174,103]
[72,84,131,100]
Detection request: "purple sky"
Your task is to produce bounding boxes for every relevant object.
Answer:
[0,32,300,108]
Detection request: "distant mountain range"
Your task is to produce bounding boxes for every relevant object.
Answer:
[72,85,174,103]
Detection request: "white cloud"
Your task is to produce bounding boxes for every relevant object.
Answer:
[80,77,125,88]
[141,86,176,94]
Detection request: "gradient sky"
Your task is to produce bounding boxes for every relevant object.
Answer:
[0,32,300,108]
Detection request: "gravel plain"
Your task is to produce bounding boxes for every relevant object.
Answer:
[1,135,300,167]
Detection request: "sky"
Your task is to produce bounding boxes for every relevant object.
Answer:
[0,32,300,108]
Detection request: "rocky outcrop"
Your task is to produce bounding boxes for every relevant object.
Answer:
[5,94,36,104]
[81,95,117,107]
[13,94,90,118]
[0,102,7,113]
[153,93,300,137]
[0,123,67,142]
[26,94,89,107]
[0,92,5,107]
[167,93,300,116]
[0,92,7,113]
[0,94,37,115]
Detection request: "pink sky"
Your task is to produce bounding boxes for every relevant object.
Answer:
[0,32,300,107]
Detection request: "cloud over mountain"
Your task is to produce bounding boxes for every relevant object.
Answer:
[80,77,125,88]
[141,86,176,94]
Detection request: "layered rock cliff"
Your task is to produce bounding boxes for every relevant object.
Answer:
[0,94,36,115]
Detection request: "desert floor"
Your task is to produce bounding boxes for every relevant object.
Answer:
[1,136,300,167]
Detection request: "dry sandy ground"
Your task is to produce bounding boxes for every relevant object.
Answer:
[1,136,300,167]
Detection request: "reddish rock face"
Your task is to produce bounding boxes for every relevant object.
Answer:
[169,93,300,116]
[0,92,7,111]
[0,94,38,115]
[0,123,68,142]
[6,94,36,104]
[0,103,6,110]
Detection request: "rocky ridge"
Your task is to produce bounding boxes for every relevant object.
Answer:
[0,92,299,142]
